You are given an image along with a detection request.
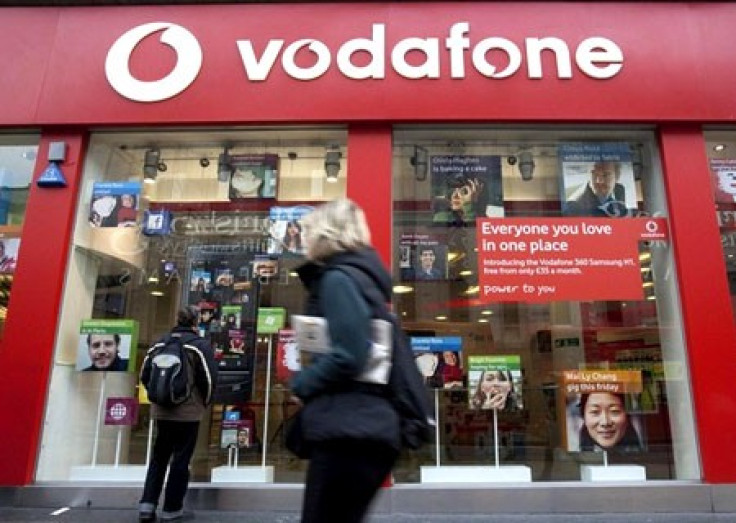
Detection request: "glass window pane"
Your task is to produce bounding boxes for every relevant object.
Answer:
[36,128,347,483]
[391,126,698,482]
[704,131,736,325]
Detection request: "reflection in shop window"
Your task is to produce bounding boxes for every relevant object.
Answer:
[705,133,736,324]
[0,140,38,338]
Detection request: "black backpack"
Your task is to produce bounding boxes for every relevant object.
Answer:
[332,265,433,450]
[141,334,193,408]
[384,313,434,450]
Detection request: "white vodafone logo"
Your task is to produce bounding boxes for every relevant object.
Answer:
[105,22,202,102]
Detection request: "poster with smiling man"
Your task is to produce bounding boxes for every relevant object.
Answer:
[76,319,138,373]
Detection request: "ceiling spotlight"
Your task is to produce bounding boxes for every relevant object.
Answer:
[199,157,210,168]
[714,144,727,152]
[143,148,160,184]
[518,151,535,181]
[410,145,428,181]
[631,144,644,180]
[217,147,232,182]
[325,151,342,183]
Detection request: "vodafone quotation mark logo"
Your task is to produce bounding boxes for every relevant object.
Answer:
[105,22,202,102]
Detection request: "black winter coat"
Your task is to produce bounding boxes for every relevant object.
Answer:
[291,248,401,451]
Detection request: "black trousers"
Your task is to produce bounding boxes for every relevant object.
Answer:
[140,419,200,513]
[301,440,398,523]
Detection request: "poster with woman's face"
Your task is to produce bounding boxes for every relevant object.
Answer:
[228,154,279,200]
[409,336,463,389]
[266,205,313,256]
[88,181,141,228]
[467,355,522,411]
[430,155,503,226]
[561,369,646,453]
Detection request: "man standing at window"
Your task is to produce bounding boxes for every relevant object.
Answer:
[138,306,218,522]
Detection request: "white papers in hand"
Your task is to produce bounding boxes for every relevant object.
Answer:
[290,314,393,385]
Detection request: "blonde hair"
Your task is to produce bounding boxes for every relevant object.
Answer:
[301,198,372,261]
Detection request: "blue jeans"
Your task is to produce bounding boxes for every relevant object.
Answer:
[140,420,200,513]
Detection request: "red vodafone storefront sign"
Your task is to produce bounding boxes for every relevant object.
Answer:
[476,217,668,302]
[105,21,624,102]
[4,3,736,125]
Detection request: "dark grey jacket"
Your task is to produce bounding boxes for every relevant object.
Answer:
[142,327,218,422]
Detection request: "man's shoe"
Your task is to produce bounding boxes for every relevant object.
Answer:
[160,508,184,521]
[139,502,156,522]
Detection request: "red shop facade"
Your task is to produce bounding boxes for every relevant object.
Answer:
[1,2,736,515]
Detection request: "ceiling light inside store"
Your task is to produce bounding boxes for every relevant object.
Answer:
[150,290,164,297]
[714,144,727,152]
[393,285,414,294]
[143,148,160,184]
[410,145,428,181]
[518,150,535,181]
[435,315,448,321]
[325,150,342,183]
[218,148,232,182]
[462,285,480,295]
[631,145,643,180]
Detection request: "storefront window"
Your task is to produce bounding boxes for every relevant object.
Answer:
[36,128,347,483]
[0,135,37,339]
[391,126,699,482]
[704,131,736,324]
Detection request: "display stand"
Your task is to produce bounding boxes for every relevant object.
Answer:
[70,373,149,482]
[580,451,646,482]
[211,334,275,484]
[421,394,532,484]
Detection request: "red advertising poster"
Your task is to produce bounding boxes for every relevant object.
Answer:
[276,329,298,383]
[710,158,736,203]
[476,217,668,302]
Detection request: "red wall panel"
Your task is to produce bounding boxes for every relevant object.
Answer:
[658,127,736,482]
[347,125,393,267]
[0,131,86,485]
[1,3,736,125]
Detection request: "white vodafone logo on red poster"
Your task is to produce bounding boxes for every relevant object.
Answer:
[105,22,203,102]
